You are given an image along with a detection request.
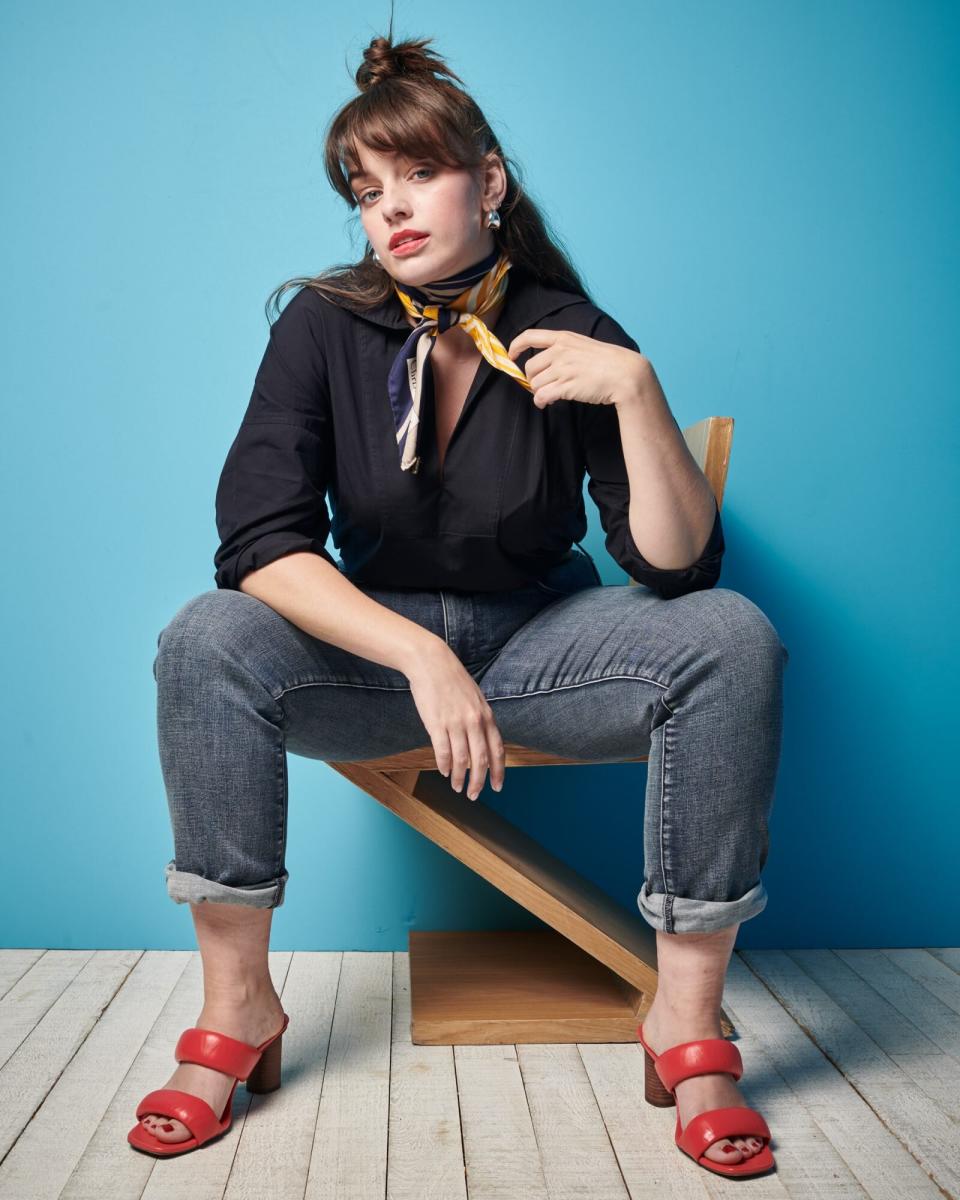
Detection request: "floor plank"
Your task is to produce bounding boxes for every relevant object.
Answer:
[224,950,340,1200]
[387,952,468,1200]
[0,951,180,1200]
[741,948,957,1199]
[455,1040,550,1200]
[0,948,956,1200]
[792,949,960,1118]
[0,950,140,1166]
[0,950,46,1001]
[302,952,392,1200]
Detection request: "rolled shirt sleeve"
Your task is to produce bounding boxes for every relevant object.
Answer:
[580,311,725,600]
[213,288,337,591]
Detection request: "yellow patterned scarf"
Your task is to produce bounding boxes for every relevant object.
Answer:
[386,247,532,473]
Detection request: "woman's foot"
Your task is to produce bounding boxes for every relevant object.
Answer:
[138,989,286,1144]
[641,1003,765,1166]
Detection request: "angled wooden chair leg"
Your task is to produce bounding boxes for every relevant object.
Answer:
[382,768,420,793]
[328,751,736,1045]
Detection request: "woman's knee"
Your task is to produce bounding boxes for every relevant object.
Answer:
[153,589,269,681]
[693,587,789,670]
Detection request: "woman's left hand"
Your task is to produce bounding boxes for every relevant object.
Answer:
[506,328,648,409]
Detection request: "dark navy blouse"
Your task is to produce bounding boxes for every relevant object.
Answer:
[213,264,724,598]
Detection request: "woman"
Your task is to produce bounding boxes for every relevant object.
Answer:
[130,31,788,1181]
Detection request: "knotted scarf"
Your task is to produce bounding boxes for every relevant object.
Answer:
[386,246,533,473]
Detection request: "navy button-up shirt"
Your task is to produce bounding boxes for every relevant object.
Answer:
[213,264,724,598]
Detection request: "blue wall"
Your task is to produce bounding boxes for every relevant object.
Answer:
[2,1,956,951]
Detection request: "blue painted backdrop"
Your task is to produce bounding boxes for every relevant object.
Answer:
[2,1,956,951]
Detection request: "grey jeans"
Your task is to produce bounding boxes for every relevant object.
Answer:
[154,548,789,935]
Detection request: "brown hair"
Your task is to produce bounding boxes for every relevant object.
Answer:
[265,19,595,322]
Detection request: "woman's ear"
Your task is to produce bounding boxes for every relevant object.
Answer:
[482,151,507,210]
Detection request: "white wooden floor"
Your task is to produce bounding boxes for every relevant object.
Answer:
[0,946,958,1199]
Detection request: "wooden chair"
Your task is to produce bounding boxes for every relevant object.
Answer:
[328,416,735,1046]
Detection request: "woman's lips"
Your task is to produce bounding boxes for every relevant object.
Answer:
[391,234,430,256]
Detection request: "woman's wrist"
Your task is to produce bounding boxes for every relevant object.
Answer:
[396,626,453,680]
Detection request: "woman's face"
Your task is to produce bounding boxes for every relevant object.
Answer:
[350,145,505,284]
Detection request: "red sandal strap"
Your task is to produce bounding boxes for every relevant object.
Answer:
[677,1105,771,1161]
[655,1037,743,1093]
[134,1087,223,1145]
[174,1027,265,1079]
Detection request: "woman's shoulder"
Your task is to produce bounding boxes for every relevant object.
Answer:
[525,285,639,351]
[271,282,343,327]
[266,283,369,362]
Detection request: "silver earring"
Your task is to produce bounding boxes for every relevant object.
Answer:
[373,249,381,262]
[486,209,501,230]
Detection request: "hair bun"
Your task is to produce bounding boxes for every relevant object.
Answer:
[357,35,457,92]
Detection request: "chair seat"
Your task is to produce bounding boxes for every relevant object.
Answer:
[351,743,650,772]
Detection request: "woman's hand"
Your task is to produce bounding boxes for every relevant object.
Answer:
[404,643,505,800]
[506,328,648,410]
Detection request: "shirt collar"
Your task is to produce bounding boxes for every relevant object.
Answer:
[340,263,592,344]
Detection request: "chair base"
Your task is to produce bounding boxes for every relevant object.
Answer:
[408,929,734,1045]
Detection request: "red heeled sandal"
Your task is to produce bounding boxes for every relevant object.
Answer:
[127,1012,290,1158]
[637,1023,776,1179]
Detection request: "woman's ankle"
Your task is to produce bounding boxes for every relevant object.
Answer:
[199,980,282,1013]
[644,992,722,1036]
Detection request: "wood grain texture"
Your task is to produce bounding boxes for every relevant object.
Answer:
[2,946,956,1198]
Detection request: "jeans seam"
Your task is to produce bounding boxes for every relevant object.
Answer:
[635,681,678,935]
[272,679,411,702]
[274,731,286,892]
[660,699,672,930]
[439,589,450,646]
[486,671,672,702]
[468,649,501,677]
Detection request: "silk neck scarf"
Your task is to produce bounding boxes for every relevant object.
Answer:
[386,246,533,473]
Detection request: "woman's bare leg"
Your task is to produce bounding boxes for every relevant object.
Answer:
[139,901,286,1143]
[641,924,766,1165]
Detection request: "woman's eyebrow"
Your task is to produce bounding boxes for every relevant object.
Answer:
[348,156,420,184]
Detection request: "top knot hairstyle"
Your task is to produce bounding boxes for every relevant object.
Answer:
[267,18,593,320]
[355,34,449,91]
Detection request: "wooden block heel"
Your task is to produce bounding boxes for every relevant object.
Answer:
[245,1029,284,1094]
[643,1042,677,1106]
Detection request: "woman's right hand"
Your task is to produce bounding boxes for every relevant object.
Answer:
[404,642,505,800]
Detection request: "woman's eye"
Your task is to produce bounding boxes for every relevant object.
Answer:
[360,166,434,205]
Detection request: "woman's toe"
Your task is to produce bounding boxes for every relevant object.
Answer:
[141,1115,190,1141]
[705,1138,744,1163]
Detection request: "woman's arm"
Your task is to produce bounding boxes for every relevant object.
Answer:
[577,313,724,599]
[214,287,444,674]
[239,551,444,677]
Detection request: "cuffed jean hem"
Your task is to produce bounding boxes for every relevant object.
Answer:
[636,878,767,935]
[164,860,288,909]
